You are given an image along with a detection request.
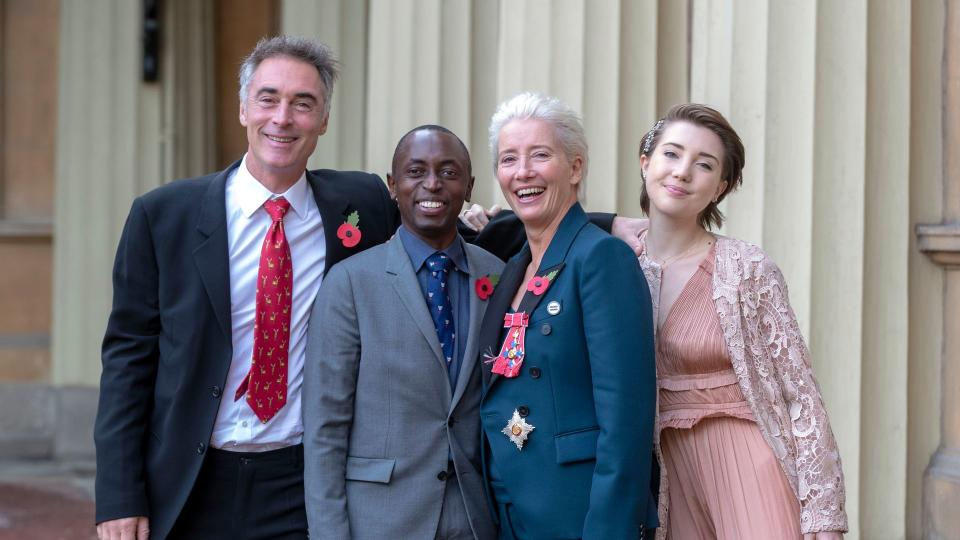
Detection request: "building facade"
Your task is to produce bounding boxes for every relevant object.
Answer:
[0,0,956,538]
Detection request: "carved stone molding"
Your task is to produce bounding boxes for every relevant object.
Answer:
[917,223,960,268]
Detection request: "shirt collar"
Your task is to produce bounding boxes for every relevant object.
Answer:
[397,225,469,274]
[234,154,311,221]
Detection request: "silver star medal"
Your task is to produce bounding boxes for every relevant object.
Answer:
[502,409,535,450]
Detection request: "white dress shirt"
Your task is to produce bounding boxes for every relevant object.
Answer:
[210,155,326,450]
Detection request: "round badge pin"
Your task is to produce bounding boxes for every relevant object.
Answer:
[546,301,561,316]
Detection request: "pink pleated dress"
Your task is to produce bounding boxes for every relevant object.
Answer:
[657,246,802,540]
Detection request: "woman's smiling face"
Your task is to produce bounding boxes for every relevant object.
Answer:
[640,120,728,223]
[495,118,583,230]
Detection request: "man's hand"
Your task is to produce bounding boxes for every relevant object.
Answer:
[459,203,502,232]
[610,216,648,256]
[97,516,150,540]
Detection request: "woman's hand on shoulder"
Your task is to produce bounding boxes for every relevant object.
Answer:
[610,216,649,256]
[459,203,502,232]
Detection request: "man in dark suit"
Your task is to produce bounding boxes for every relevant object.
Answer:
[94,36,401,540]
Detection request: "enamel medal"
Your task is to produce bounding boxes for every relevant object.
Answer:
[490,266,562,378]
[491,312,529,377]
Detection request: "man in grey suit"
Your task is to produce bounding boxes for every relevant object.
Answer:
[303,125,503,539]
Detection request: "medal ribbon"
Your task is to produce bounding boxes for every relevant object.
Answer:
[491,312,529,378]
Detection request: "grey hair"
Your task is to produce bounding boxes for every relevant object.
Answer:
[238,35,340,116]
[488,92,589,181]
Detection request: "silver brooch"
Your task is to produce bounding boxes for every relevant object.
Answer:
[502,409,535,450]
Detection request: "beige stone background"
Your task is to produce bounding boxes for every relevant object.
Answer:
[1,0,957,538]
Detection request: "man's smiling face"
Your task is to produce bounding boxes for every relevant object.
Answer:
[388,128,474,250]
[239,55,329,186]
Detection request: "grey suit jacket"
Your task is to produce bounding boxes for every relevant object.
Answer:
[303,237,503,540]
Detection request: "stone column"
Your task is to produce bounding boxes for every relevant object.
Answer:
[52,1,145,387]
[282,0,369,171]
[51,0,214,459]
[494,0,686,213]
[51,0,145,459]
[162,0,217,181]
[917,1,960,537]
[690,1,938,535]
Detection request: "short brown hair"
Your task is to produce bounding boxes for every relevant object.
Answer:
[239,36,340,116]
[638,103,745,230]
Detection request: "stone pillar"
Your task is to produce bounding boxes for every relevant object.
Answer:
[162,0,217,181]
[282,0,369,171]
[861,0,912,536]
[51,0,145,459]
[364,0,479,178]
[280,0,687,213]
[52,1,145,388]
[690,1,932,536]
[51,0,215,459]
[494,0,686,213]
[918,2,960,538]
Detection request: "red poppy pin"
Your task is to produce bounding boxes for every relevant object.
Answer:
[526,270,558,296]
[337,211,361,248]
[475,274,500,300]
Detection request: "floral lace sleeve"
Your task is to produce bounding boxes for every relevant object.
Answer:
[745,255,848,533]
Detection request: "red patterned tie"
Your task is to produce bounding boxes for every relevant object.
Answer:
[235,197,293,423]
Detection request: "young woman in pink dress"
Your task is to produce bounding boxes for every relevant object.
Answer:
[636,104,847,539]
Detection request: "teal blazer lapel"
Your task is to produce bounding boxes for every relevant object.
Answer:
[538,202,590,271]
[480,203,589,395]
[479,247,528,393]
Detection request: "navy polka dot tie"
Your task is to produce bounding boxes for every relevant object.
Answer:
[425,252,455,366]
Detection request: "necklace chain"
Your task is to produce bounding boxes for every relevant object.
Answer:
[650,234,708,269]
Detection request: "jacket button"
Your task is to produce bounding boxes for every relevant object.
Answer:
[529,367,541,379]
[437,470,448,481]
[541,323,552,335]
[211,386,221,398]
[196,442,206,455]
[517,406,530,417]
[447,417,455,427]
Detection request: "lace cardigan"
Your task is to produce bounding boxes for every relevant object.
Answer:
[638,233,848,537]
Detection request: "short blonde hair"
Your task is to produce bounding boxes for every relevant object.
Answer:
[488,92,589,181]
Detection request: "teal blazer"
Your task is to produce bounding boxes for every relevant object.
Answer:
[479,203,658,539]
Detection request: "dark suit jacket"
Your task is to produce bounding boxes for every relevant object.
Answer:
[93,160,400,540]
[479,203,658,539]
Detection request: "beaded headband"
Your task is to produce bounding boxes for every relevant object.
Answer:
[642,119,664,155]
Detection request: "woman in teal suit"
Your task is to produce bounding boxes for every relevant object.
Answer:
[478,92,658,539]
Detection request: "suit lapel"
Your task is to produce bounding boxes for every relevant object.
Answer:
[480,247,530,395]
[193,163,238,341]
[537,202,589,271]
[480,203,590,396]
[307,170,351,276]
[450,245,496,410]
[385,238,449,377]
